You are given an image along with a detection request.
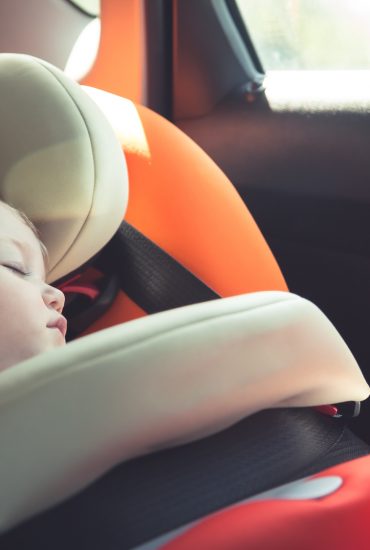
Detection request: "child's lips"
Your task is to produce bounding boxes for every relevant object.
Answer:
[48,316,67,338]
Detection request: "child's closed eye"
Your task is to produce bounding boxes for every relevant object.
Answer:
[2,263,31,276]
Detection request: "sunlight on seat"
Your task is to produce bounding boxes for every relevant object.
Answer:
[83,86,151,158]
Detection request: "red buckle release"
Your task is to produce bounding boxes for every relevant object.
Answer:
[315,405,339,417]
[315,402,361,418]
[58,274,99,300]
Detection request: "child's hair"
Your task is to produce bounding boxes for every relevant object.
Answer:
[0,200,48,262]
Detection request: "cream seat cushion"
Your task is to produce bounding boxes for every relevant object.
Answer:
[0,291,368,532]
[0,53,128,282]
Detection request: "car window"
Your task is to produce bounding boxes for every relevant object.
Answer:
[235,0,370,70]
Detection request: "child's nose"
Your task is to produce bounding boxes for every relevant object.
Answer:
[42,284,65,313]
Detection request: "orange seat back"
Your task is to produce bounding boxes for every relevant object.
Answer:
[81,0,146,103]
[81,93,287,333]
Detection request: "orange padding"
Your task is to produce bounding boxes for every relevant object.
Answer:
[82,91,287,331]
[162,455,370,549]
[123,103,287,297]
[81,0,145,102]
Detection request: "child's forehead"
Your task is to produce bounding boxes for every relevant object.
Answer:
[0,204,35,241]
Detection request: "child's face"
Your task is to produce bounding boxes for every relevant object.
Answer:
[0,203,66,371]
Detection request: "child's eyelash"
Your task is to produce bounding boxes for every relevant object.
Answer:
[2,264,31,276]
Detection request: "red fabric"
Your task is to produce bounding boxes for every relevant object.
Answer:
[163,455,370,550]
[314,404,338,416]
[60,284,99,300]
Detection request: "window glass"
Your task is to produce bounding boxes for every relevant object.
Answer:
[235,0,370,70]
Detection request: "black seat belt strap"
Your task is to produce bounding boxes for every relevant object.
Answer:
[102,221,220,314]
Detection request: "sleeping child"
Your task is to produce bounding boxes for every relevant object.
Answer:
[0,200,66,372]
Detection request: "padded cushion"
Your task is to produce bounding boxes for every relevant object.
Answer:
[0,291,368,533]
[0,54,128,282]
[85,87,286,296]
[81,87,288,331]
[81,0,146,102]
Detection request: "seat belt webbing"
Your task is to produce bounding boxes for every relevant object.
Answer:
[103,221,220,314]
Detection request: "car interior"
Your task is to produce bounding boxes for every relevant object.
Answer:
[1,1,370,548]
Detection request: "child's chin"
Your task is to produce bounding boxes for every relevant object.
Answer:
[47,327,66,346]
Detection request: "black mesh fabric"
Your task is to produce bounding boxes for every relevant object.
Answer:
[101,221,220,314]
[1,408,368,549]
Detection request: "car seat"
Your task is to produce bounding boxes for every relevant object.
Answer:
[0,54,369,549]
[80,0,146,103]
[66,83,289,333]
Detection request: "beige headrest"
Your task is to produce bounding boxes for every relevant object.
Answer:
[0,53,128,282]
